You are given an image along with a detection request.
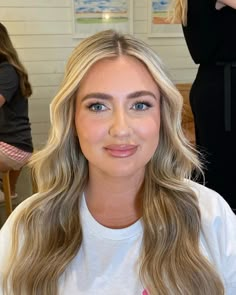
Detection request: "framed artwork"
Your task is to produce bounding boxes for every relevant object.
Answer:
[72,0,133,38]
[148,0,183,37]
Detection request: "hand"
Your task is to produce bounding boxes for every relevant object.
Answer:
[215,0,226,10]
[0,94,6,107]
[215,0,236,9]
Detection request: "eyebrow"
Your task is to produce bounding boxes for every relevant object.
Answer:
[81,90,157,101]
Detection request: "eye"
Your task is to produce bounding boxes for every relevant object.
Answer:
[88,103,107,112]
[132,102,152,111]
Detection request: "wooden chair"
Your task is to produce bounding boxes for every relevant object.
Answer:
[176,83,196,145]
[2,171,12,217]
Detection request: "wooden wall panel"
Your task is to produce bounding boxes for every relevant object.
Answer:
[1,0,198,148]
[17,48,73,62]
[0,8,71,21]
[0,0,69,7]
[3,22,72,35]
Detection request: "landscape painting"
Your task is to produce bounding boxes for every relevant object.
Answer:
[152,0,171,24]
[72,0,133,37]
[148,0,182,37]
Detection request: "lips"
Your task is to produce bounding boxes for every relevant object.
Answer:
[104,144,138,158]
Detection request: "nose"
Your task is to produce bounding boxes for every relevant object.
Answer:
[109,109,132,138]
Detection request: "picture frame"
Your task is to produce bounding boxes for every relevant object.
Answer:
[72,0,133,38]
[148,0,183,38]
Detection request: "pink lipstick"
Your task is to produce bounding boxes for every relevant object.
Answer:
[104,144,138,158]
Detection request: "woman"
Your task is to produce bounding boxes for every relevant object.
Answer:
[0,30,235,295]
[169,0,236,211]
[0,23,33,201]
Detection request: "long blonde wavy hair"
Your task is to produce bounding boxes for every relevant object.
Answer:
[2,30,224,295]
[168,0,188,26]
[0,23,32,97]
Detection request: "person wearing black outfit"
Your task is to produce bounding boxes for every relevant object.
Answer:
[170,0,236,211]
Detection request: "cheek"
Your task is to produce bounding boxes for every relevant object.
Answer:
[75,116,107,145]
[137,116,160,141]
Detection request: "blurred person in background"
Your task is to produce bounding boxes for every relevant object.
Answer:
[0,23,33,202]
[169,0,236,212]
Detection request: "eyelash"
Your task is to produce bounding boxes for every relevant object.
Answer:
[132,101,153,111]
[87,102,107,112]
[86,101,153,112]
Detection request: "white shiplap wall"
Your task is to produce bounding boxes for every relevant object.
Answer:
[0,0,197,149]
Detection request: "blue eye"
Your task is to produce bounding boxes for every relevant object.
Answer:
[89,103,106,112]
[132,102,151,111]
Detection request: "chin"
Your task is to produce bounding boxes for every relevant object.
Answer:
[104,165,145,178]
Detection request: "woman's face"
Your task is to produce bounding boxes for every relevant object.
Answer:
[75,56,161,178]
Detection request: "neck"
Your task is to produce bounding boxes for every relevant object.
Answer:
[85,170,144,228]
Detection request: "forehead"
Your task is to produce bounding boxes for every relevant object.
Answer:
[77,55,160,96]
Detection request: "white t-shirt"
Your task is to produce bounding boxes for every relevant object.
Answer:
[0,181,236,294]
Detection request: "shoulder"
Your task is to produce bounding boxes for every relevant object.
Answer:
[187,180,236,291]
[0,194,37,234]
[0,196,37,270]
[0,62,19,87]
[0,62,18,87]
[187,180,236,230]
[187,180,231,218]
[0,197,34,291]
[0,62,19,102]
[0,62,17,77]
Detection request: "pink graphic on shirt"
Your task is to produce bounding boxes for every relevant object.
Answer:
[142,290,148,295]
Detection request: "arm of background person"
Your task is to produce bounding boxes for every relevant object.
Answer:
[0,94,6,107]
[216,0,236,9]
